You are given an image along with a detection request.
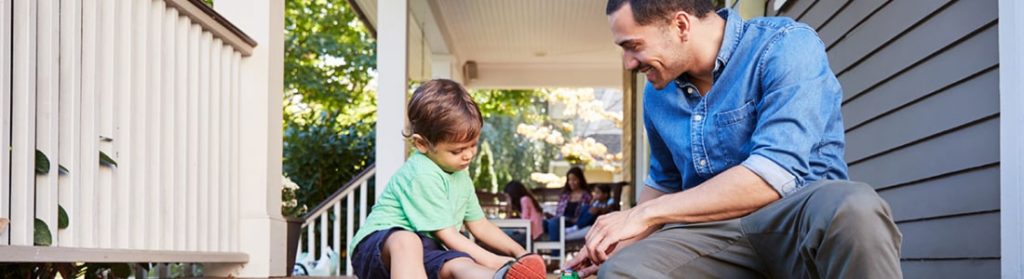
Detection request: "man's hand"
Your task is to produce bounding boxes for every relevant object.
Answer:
[563,249,601,277]
[564,234,648,277]
[584,207,653,264]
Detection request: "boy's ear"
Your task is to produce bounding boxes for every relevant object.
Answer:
[411,134,431,153]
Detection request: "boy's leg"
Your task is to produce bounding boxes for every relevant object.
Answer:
[382,230,428,279]
[439,257,494,279]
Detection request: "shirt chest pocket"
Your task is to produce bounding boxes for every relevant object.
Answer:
[712,100,757,167]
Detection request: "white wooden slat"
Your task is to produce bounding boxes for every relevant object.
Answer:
[0,0,12,246]
[95,0,115,248]
[56,0,81,248]
[113,0,133,249]
[147,0,165,250]
[186,23,201,252]
[333,202,341,274]
[198,30,211,251]
[78,0,98,248]
[208,38,221,252]
[10,0,37,246]
[129,0,151,250]
[320,213,328,258]
[175,14,190,252]
[162,6,177,251]
[359,180,368,226]
[35,0,60,247]
[307,224,314,257]
[230,51,241,252]
[218,43,230,252]
[346,194,354,275]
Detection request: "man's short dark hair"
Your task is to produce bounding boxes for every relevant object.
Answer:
[606,0,715,25]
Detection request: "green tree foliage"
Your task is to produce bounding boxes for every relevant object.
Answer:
[473,141,497,192]
[469,89,556,193]
[283,0,377,215]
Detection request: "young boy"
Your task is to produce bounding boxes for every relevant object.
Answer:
[349,79,546,279]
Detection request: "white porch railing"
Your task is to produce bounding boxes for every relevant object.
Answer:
[1,0,256,265]
[295,165,376,276]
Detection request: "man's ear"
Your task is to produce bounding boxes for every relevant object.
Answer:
[671,11,692,42]
[411,134,432,153]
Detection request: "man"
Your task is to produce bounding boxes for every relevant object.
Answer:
[563,0,903,278]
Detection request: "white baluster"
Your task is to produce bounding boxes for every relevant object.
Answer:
[35,0,60,248]
[359,180,368,226]
[307,223,315,260]
[79,0,98,248]
[197,30,211,251]
[320,213,328,259]
[56,0,82,248]
[10,0,38,246]
[174,12,189,252]
[162,6,178,251]
[346,192,355,275]
[147,0,165,250]
[333,202,341,275]
[113,0,133,249]
[186,22,201,251]
[129,0,150,250]
[0,0,12,246]
[208,37,222,252]
[219,44,231,252]
[96,0,115,249]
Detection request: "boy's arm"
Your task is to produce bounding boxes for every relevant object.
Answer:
[465,218,528,257]
[434,226,511,269]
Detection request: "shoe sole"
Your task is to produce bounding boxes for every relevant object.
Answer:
[504,254,547,279]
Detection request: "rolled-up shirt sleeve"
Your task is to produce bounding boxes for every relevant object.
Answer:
[743,26,842,197]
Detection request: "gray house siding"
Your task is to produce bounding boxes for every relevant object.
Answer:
[766,0,1001,277]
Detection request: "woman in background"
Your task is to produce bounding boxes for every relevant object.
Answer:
[503,181,545,241]
[545,166,592,241]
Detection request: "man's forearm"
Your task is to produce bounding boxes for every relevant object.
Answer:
[636,166,781,226]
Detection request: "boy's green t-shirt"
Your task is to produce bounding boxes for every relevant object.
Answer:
[348,151,485,255]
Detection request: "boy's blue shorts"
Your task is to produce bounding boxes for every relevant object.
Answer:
[352,227,472,279]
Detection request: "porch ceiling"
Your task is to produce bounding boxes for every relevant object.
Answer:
[430,0,620,68]
[353,0,626,88]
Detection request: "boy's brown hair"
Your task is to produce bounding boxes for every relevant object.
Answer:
[404,79,483,146]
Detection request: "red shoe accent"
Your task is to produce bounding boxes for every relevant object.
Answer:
[503,254,547,279]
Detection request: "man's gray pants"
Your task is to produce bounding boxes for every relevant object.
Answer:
[598,180,903,279]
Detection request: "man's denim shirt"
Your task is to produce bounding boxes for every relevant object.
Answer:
[643,9,848,197]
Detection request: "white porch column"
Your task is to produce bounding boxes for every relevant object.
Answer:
[376,0,408,198]
[1000,0,1024,277]
[215,0,286,277]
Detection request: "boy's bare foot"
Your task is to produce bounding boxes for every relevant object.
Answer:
[494,253,546,279]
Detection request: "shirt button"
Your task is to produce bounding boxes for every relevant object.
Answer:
[699,159,707,166]
[693,114,703,122]
[686,87,695,95]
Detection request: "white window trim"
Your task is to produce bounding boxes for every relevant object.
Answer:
[1000,0,1024,277]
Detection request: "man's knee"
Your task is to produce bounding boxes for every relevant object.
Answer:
[596,254,631,279]
[813,181,899,241]
[830,182,889,219]
[596,243,655,279]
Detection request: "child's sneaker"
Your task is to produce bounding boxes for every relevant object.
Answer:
[493,253,547,279]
